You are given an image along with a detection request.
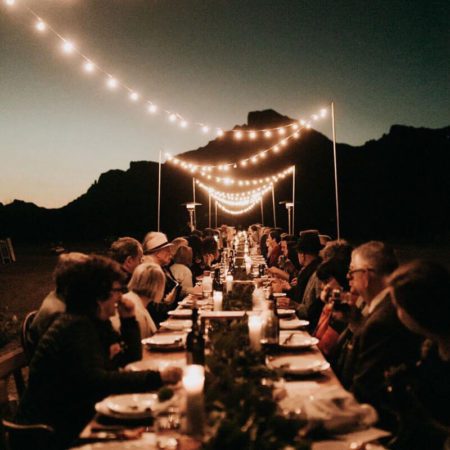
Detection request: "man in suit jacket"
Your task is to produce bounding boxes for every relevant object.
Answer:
[345,241,422,430]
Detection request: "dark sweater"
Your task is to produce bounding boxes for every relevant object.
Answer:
[15,313,162,448]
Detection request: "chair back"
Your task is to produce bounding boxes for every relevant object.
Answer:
[21,311,37,362]
[1,419,54,450]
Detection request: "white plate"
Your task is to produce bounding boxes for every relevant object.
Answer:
[277,309,296,318]
[268,357,330,375]
[278,332,319,349]
[200,310,246,319]
[102,393,158,418]
[142,334,185,350]
[159,320,192,331]
[280,318,309,329]
[168,309,192,318]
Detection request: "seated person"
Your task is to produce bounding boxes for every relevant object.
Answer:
[111,262,165,338]
[387,260,450,449]
[170,245,195,292]
[15,255,181,449]
[29,252,89,348]
[109,236,143,283]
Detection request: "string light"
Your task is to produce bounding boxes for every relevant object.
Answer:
[35,20,46,32]
[83,61,95,73]
[3,3,329,138]
[165,129,301,172]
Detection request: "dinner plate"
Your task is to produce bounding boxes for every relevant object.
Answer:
[168,309,192,318]
[142,333,185,350]
[278,332,319,349]
[200,310,246,319]
[159,320,192,331]
[279,318,309,330]
[105,393,158,416]
[277,309,296,318]
[268,357,330,375]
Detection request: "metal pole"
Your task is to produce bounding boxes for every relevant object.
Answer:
[271,185,277,228]
[215,200,218,228]
[192,178,196,229]
[208,193,211,228]
[331,101,341,239]
[260,198,264,226]
[292,165,296,235]
[157,150,162,231]
[287,207,292,235]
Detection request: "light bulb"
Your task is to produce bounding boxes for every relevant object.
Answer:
[62,40,75,54]
[264,130,272,138]
[147,104,157,113]
[129,92,139,101]
[278,128,286,135]
[180,120,188,128]
[217,129,224,137]
[234,130,243,140]
[36,21,46,32]
[202,126,209,133]
[107,77,118,89]
[169,114,177,122]
[83,61,94,73]
[320,108,327,117]
[249,131,256,140]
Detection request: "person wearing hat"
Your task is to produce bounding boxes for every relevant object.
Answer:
[293,230,323,304]
[142,231,180,324]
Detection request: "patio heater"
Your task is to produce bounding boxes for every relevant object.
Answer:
[279,201,294,235]
[182,202,202,231]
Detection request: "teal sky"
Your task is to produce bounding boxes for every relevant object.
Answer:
[1,0,448,208]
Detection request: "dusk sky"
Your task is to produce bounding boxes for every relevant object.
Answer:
[1,0,448,208]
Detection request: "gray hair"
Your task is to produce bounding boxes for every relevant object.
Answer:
[352,241,398,276]
[128,262,165,301]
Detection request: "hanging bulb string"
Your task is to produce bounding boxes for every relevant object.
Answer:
[3,0,328,138]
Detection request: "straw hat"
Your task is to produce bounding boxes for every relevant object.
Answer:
[143,232,174,254]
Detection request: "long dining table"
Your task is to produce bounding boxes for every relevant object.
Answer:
[73,293,390,450]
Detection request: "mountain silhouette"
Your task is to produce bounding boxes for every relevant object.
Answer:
[1,110,449,243]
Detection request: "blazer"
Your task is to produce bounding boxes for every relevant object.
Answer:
[349,291,422,429]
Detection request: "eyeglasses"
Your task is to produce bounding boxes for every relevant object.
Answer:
[347,268,375,278]
[111,286,128,294]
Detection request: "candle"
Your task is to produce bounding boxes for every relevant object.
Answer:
[226,274,233,292]
[213,290,223,311]
[248,315,262,351]
[183,365,205,436]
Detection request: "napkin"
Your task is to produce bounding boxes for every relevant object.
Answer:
[281,386,378,434]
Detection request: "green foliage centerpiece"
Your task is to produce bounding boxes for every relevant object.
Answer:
[202,320,310,450]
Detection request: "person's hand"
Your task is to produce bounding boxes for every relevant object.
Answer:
[117,296,135,318]
[290,277,298,287]
[320,284,332,303]
[109,343,122,359]
[161,366,183,384]
[271,279,283,293]
[276,296,291,308]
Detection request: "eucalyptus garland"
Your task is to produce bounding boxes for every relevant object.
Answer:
[202,320,310,450]
[223,281,254,311]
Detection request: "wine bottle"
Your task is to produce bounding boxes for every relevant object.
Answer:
[186,308,205,365]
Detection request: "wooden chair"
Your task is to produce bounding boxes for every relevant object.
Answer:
[2,419,54,450]
[20,311,37,363]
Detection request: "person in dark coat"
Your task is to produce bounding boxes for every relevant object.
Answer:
[343,241,422,431]
[386,260,450,449]
[15,255,181,449]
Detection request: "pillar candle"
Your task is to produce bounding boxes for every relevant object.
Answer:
[248,315,262,351]
[183,365,205,436]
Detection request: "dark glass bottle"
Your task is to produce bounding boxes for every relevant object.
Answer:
[261,300,279,350]
[213,268,223,292]
[186,308,205,365]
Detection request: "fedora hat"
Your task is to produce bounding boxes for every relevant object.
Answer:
[297,229,323,254]
[143,232,174,254]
